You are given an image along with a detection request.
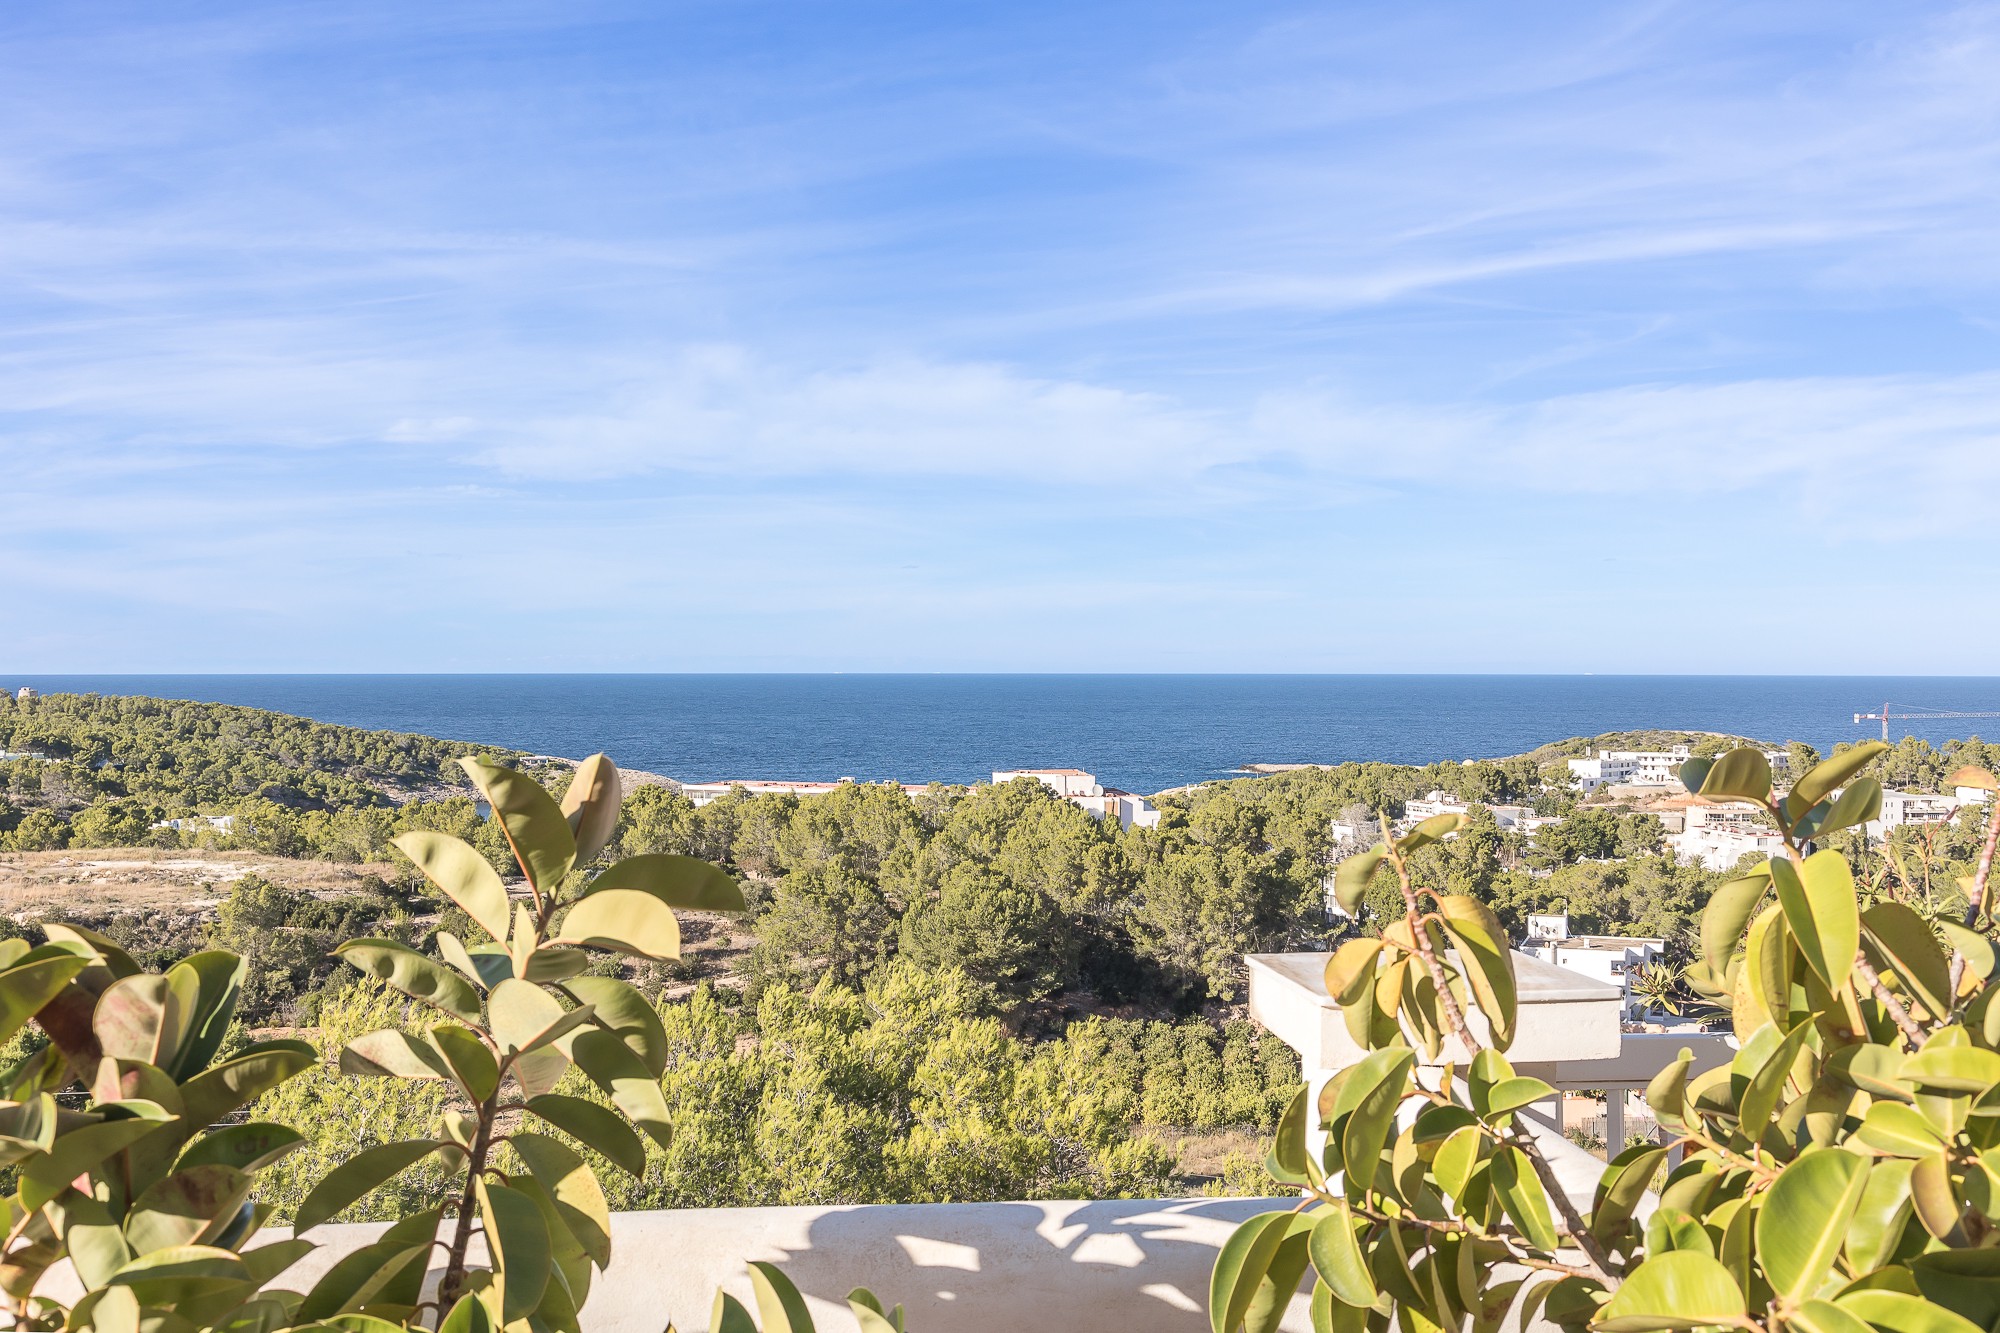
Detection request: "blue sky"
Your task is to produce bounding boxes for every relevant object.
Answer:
[5,1,1999,672]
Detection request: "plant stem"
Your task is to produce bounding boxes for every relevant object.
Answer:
[1854,951,1928,1047]
[1946,794,2000,998]
[1346,1200,1601,1280]
[439,1095,498,1313]
[1381,838,1615,1284]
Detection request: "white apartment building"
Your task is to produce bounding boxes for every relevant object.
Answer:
[1401,791,1559,833]
[1959,784,1996,807]
[1866,789,1962,840]
[1567,746,1692,792]
[1515,915,1668,1019]
[680,778,930,808]
[1667,821,1787,869]
[992,769,1161,830]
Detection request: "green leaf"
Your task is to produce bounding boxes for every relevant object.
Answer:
[553,890,681,960]
[589,853,743,912]
[1755,1148,1868,1302]
[489,978,594,1056]
[1792,1299,1879,1333]
[22,1116,176,1212]
[561,754,623,868]
[1492,1145,1559,1253]
[477,1177,552,1323]
[294,1140,440,1232]
[526,1095,648,1178]
[40,923,139,975]
[175,1122,305,1175]
[103,1245,251,1306]
[179,1040,315,1127]
[1697,748,1772,803]
[1307,1207,1375,1309]
[512,1044,570,1100]
[437,931,511,989]
[1435,895,1516,1049]
[430,1025,500,1103]
[1901,1041,2000,1094]
[335,940,482,1023]
[570,1029,673,1147]
[1480,1076,1556,1120]
[511,1133,612,1268]
[1806,779,1882,841]
[125,1165,253,1256]
[1211,1211,1298,1333]
[1794,741,1890,808]
[1844,1158,1915,1272]
[1910,1150,1961,1240]
[1268,1085,1311,1185]
[1591,1144,1668,1244]
[1939,921,1996,981]
[1333,846,1386,917]
[0,952,92,1049]
[392,831,513,942]
[94,974,187,1067]
[1245,1228,1312,1333]
[522,948,591,983]
[1862,903,1954,1023]
[1398,812,1465,853]
[1773,852,1859,994]
[78,1283,140,1333]
[297,1239,434,1323]
[1838,1290,1985,1333]
[461,757,577,896]
[711,1292,759,1333]
[747,1260,816,1333]
[340,1029,449,1081]
[1591,1251,1746,1331]
[561,976,670,1077]
[1700,870,1770,975]
[1855,1102,1948,1157]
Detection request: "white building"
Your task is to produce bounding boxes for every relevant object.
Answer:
[149,815,242,834]
[992,769,1161,830]
[1401,791,1561,834]
[1866,789,1962,840]
[1959,784,1996,807]
[680,778,930,808]
[13,687,36,702]
[1516,916,1669,1019]
[1568,744,1790,793]
[1666,821,1787,869]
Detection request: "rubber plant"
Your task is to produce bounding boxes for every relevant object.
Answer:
[1212,742,2000,1333]
[0,754,881,1333]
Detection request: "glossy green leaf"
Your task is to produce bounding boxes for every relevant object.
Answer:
[1333,846,1386,917]
[1590,1251,1745,1331]
[1854,1102,1948,1157]
[553,889,681,960]
[522,947,591,983]
[1773,852,1859,993]
[294,1140,440,1232]
[570,1029,673,1147]
[476,1177,552,1323]
[1793,741,1890,808]
[1838,1289,1985,1333]
[511,1131,612,1267]
[437,931,510,989]
[1211,1211,1298,1333]
[1592,1143,1668,1244]
[1480,1076,1556,1119]
[513,1044,571,1100]
[711,1291,759,1333]
[0,952,92,1049]
[1792,1299,1880,1333]
[1398,812,1465,852]
[296,1238,434,1323]
[527,1096,650,1179]
[1700,870,1770,974]
[1697,748,1771,803]
[103,1245,250,1306]
[1845,1158,1914,1272]
[1902,1041,2000,1094]
[1491,1145,1558,1253]
[94,974,186,1067]
[561,976,670,1076]
[1939,921,1996,982]
[175,1122,305,1176]
[1755,1147,1868,1301]
[1909,1150,1961,1240]
[159,951,245,1081]
[437,1292,499,1333]
[1862,903,1954,1023]
[747,1260,815,1333]
[1809,779,1883,841]
[430,1025,500,1102]
[489,978,593,1056]
[125,1165,253,1256]
[461,757,577,895]
[392,831,513,941]
[1307,1206,1374,1309]
[179,1040,315,1127]
[588,853,743,912]
[1245,1228,1312,1333]
[22,1115,176,1212]
[561,754,623,868]
[1269,1085,1311,1185]
[334,940,481,1023]
[1435,895,1516,1049]
[340,1029,449,1081]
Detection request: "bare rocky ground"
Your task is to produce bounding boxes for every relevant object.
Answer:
[0,848,396,919]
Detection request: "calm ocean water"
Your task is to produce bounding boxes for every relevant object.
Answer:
[6,675,2000,795]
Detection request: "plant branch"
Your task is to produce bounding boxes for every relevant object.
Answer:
[438,1093,499,1310]
[1853,950,1927,1047]
[1346,1199,1602,1280]
[1380,832,1615,1284]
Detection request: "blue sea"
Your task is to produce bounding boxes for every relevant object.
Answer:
[5,675,1999,795]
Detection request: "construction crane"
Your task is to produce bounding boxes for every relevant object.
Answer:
[1854,701,2000,741]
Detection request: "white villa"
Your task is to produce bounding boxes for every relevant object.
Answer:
[992,768,1162,830]
[1517,914,1669,1019]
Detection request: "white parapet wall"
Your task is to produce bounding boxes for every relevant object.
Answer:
[60,1199,1320,1333]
